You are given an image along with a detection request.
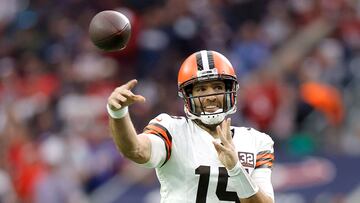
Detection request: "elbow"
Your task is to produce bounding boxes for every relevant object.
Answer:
[121,148,149,164]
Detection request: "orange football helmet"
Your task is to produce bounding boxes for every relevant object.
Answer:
[178,50,239,125]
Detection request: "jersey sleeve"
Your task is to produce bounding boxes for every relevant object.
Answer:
[255,132,274,169]
[141,113,173,167]
[251,168,274,201]
[138,134,167,168]
[252,131,275,200]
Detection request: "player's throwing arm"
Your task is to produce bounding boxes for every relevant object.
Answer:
[107,79,151,164]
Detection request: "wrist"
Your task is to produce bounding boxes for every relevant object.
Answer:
[227,161,242,176]
[107,104,128,119]
[227,161,259,198]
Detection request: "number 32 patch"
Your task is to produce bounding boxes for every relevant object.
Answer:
[237,152,255,168]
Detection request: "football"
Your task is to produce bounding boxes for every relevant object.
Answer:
[89,10,131,51]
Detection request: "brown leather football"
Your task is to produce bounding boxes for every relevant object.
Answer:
[89,10,131,51]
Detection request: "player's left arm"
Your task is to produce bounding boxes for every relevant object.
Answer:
[213,118,274,203]
[242,168,274,203]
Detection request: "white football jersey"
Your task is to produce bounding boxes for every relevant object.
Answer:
[142,113,274,203]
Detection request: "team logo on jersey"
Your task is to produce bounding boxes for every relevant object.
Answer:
[238,152,255,168]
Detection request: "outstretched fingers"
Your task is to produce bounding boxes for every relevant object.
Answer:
[108,79,146,110]
[122,89,146,103]
[108,98,122,110]
[214,118,238,170]
[216,125,230,147]
[115,92,127,103]
[225,118,233,142]
[217,118,233,146]
[213,140,227,154]
[133,94,146,102]
[121,80,146,103]
[124,79,138,90]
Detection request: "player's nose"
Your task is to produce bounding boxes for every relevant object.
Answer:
[203,89,217,101]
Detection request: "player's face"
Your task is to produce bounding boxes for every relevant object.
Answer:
[191,80,225,114]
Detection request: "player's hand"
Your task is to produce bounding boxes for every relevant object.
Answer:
[213,118,238,170]
[108,79,146,110]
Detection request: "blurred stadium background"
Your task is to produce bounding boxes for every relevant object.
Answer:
[1,0,360,202]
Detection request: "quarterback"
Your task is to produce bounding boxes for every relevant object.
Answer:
[107,50,275,203]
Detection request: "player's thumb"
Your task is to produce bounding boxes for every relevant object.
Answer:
[125,79,138,90]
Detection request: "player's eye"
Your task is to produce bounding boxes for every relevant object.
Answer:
[215,86,223,90]
[194,86,206,92]
[213,84,224,91]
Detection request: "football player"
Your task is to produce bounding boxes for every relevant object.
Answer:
[107,50,275,203]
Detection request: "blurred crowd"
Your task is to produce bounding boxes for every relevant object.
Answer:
[0,0,360,202]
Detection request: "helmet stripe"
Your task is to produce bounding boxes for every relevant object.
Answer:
[207,51,215,69]
[200,50,210,70]
[195,52,203,71]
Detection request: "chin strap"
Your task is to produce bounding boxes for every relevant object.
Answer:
[200,109,226,125]
[185,107,228,125]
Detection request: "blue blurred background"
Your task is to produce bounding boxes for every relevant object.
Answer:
[0,0,360,203]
